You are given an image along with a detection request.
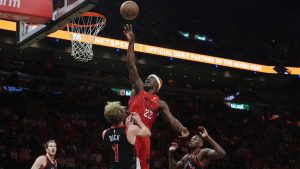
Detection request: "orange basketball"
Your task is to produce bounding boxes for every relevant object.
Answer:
[120,1,139,21]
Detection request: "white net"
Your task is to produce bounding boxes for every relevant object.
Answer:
[67,12,106,62]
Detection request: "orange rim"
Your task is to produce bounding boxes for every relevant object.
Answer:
[66,12,106,28]
[80,12,106,18]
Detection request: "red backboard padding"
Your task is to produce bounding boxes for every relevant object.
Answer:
[0,0,53,24]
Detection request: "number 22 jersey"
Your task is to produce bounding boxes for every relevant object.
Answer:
[128,90,159,129]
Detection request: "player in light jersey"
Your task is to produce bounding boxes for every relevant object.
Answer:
[168,127,226,169]
[123,24,190,169]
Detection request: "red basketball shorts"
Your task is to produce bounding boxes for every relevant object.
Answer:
[135,136,150,169]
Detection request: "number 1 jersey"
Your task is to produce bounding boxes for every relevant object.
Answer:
[103,126,135,169]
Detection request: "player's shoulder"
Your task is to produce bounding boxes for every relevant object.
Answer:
[139,89,147,95]
[37,155,47,160]
[159,99,166,103]
[183,154,189,158]
[130,89,137,97]
[158,100,167,107]
[130,89,144,98]
[199,148,213,157]
[102,128,110,139]
[200,148,213,153]
[35,155,47,163]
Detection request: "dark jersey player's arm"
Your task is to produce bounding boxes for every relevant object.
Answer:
[159,100,187,134]
[198,138,226,160]
[169,153,187,169]
[124,24,143,93]
[31,156,46,169]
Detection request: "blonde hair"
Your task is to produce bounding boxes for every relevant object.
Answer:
[104,101,126,125]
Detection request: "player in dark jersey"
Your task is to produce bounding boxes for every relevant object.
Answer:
[102,101,151,169]
[168,127,226,169]
[31,140,57,169]
[123,24,189,169]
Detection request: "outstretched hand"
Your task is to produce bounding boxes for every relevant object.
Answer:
[169,142,179,152]
[198,126,209,139]
[179,127,189,138]
[123,24,135,42]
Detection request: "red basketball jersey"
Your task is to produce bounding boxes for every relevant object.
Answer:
[129,90,159,129]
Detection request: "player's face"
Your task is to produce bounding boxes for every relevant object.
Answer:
[46,142,57,156]
[144,76,157,91]
[188,135,203,149]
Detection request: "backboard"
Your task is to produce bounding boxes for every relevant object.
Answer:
[16,0,100,49]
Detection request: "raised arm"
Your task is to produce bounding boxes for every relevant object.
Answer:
[31,156,46,169]
[159,100,189,138]
[198,127,226,160]
[168,142,186,169]
[123,24,143,94]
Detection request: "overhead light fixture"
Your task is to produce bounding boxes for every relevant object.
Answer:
[194,34,213,42]
[178,31,190,39]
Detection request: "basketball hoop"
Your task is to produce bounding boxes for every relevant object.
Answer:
[66,12,106,62]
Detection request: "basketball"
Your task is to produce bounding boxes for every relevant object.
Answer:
[120,1,139,21]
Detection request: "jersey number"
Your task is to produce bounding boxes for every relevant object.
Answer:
[112,144,119,162]
[144,109,153,119]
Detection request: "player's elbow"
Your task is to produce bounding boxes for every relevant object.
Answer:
[127,63,134,69]
[169,118,180,129]
[218,151,226,158]
[145,129,151,137]
[162,113,174,124]
[140,128,151,137]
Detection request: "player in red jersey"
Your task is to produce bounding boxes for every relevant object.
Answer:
[123,24,190,169]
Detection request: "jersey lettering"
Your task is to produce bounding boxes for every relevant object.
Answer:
[109,134,120,142]
[143,109,154,119]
